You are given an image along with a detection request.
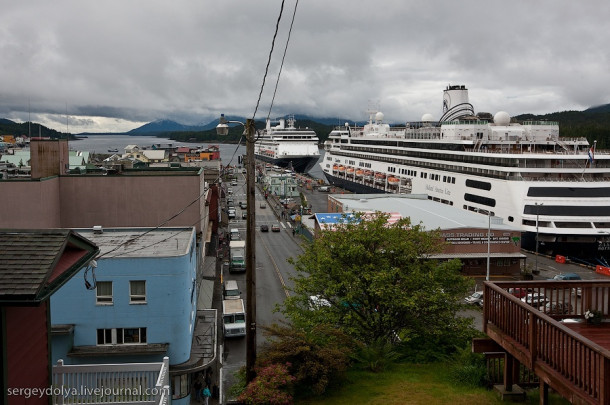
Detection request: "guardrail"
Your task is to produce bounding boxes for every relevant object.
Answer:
[52,357,170,404]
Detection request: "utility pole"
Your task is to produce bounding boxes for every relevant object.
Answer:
[244,119,257,383]
[216,115,257,383]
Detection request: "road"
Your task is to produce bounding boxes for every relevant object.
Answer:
[220,171,304,401]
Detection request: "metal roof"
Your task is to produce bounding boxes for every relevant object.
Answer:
[75,227,195,259]
[329,194,519,232]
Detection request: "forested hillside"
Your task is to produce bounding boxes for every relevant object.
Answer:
[515,108,610,148]
[0,119,68,138]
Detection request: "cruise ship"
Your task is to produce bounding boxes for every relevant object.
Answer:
[254,116,320,173]
[321,85,610,264]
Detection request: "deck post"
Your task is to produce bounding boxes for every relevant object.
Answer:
[504,353,514,391]
[539,380,548,405]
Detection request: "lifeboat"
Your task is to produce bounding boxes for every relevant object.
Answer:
[364,170,373,181]
[332,165,338,172]
[346,167,355,175]
[338,166,346,173]
[387,177,399,185]
[355,169,364,177]
[375,173,386,183]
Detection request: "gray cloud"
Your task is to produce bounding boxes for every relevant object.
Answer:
[1,0,609,132]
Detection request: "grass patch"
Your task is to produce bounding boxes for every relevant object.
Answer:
[295,362,571,405]
[295,362,502,405]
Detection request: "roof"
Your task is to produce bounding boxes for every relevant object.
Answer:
[0,229,99,303]
[142,150,166,160]
[176,147,191,153]
[75,227,195,259]
[329,194,519,232]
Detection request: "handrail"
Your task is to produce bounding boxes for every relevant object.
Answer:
[484,281,610,404]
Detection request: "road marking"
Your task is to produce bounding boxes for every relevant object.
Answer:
[259,237,290,298]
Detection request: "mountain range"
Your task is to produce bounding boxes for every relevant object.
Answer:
[1,105,610,146]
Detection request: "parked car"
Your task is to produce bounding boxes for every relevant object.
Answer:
[231,181,237,186]
[508,287,529,298]
[308,295,331,310]
[551,273,582,280]
[271,224,281,232]
[521,293,548,307]
[260,224,269,232]
[242,212,247,219]
[465,291,484,307]
[239,201,247,209]
[260,202,267,209]
[542,302,573,315]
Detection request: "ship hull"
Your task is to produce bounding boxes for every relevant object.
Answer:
[256,154,319,173]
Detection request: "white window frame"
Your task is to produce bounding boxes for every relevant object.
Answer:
[96,327,147,345]
[129,280,147,304]
[96,281,113,305]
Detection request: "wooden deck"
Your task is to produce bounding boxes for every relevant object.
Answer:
[482,280,610,405]
[563,321,610,351]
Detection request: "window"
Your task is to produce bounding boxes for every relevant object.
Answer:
[96,281,113,304]
[130,280,146,304]
[97,327,147,345]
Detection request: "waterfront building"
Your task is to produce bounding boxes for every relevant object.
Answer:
[261,172,299,198]
[319,193,525,276]
[0,139,218,237]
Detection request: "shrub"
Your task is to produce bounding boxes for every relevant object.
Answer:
[238,363,295,405]
[350,338,400,372]
[259,323,355,396]
[447,346,491,388]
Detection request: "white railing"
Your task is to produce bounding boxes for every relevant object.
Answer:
[52,356,170,405]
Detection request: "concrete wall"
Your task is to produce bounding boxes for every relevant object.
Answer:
[58,173,205,232]
[0,170,207,233]
[50,229,198,366]
[0,178,61,228]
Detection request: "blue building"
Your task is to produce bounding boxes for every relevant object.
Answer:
[50,226,208,404]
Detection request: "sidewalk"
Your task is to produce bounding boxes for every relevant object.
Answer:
[190,247,221,404]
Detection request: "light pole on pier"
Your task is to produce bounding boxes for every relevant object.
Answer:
[535,203,543,274]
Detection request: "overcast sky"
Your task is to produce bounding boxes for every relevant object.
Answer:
[1,1,609,133]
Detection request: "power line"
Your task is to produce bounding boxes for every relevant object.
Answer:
[267,0,300,121]
[251,0,287,121]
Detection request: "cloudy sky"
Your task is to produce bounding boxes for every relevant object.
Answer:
[1,1,609,133]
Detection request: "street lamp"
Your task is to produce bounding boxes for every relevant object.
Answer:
[535,202,543,274]
[486,211,491,281]
[217,114,257,383]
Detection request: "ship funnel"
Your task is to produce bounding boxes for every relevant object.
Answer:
[439,84,475,122]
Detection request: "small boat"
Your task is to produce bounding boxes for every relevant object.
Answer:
[108,148,119,153]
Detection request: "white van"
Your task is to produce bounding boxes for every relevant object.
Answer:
[230,228,240,240]
[223,280,240,300]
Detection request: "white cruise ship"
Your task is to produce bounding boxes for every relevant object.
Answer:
[321,85,610,264]
[254,116,320,173]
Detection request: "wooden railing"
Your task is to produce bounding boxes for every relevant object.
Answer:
[52,356,170,404]
[484,281,610,405]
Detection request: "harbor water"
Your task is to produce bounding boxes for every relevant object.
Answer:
[69,134,325,180]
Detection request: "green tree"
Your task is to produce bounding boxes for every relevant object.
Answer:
[283,212,474,346]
